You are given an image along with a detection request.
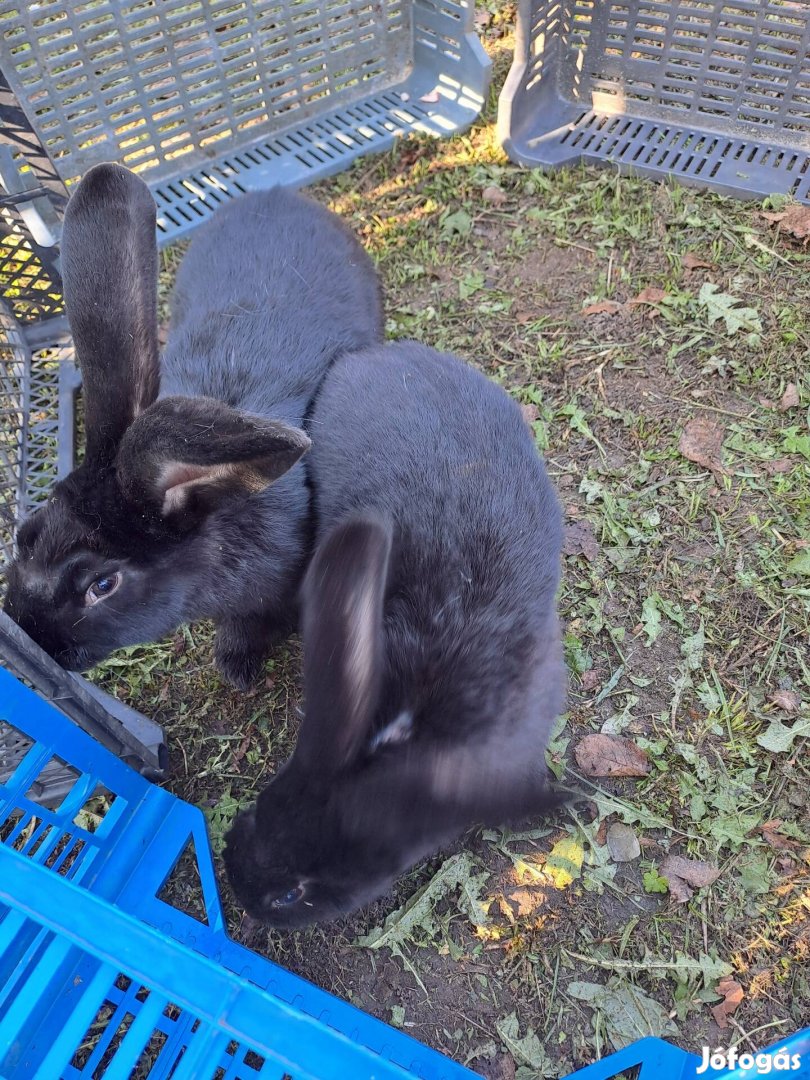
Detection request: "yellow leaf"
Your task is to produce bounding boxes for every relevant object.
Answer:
[545,836,585,889]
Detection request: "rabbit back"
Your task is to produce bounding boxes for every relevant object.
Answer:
[308,340,565,743]
[161,187,383,422]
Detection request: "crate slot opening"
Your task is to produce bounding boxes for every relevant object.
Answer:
[157,835,210,926]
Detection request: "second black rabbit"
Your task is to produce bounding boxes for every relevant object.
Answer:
[224,341,567,926]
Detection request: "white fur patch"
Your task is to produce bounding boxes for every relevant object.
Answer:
[369,710,414,752]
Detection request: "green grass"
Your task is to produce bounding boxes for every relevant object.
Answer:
[89,10,810,1076]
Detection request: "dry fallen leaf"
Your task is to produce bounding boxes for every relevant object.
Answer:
[606,822,641,862]
[627,286,667,306]
[481,1052,516,1080]
[758,395,778,410]
[760,819,799,851]
[581,669,602,693]
[474,9,492,28]
[482,185,507,206]
[563,520,599,562]
[582,300,622,316]
[762,203,810,243]
[520,403,540,426]
[679,417,728,475]
[711,977,744,1029]
[504,886,545,918]
[769,689,801,714]
[660,854,720,903]
[763,458,794,475]
[681,252,716,271]
[574,734,651,778]
[780,382,800,411]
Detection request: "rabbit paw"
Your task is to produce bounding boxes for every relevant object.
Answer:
[214,614,288,691]
[215,645,264,691]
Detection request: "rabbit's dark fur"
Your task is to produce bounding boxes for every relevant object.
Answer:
[224,342,567,926]
[3,164,383,687]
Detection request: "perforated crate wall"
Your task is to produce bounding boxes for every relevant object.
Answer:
[1,0,490,246]
[0,0,490,574]
[0,301,75,574]
[0,669,477,1079]
[498,1,810,203]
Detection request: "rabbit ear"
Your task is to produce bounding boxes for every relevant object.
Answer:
[115,396,310,530]
[296,515,393,775]
[61,162,159,465]
[343,745,571,849]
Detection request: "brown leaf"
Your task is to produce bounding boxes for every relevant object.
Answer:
[711,977,744,1029]
[481,1053,516,1080]
[762,203,810,242]
[760,819,799,851]
[763,457,794,475]
[574,734,651,778]
[520,403,539,425]
[582,300,622,316]
[563,520,599,562]
[758,395,778,410]
[594,818,608,845]
[581,669,602,692]
[627,286,667,306]
[504,886,545,918]
[769,689,801,714]
[779,382,800,411]
[482,185,507,206]
[606,822,641,862]
[660,855,720,903]
[474,9,493,29]
[681,252,716,271]
[678,417,728,475]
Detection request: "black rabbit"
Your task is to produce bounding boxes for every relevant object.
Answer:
[224,341,567,926]
[3,164,384,688]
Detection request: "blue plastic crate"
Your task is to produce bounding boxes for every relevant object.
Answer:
[0,667,477,1079]
[2,665,808,1079]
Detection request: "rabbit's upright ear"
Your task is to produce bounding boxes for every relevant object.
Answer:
[116,396,310,529]
[61,163,159,466]
[296,515,393,776]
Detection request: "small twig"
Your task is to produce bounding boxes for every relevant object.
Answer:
[728,1017,760,1053]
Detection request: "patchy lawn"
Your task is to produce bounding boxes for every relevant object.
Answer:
[92,9,809,1076]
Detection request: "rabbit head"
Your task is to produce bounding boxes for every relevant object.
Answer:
[224,515,564,928]
[3,163,309,671]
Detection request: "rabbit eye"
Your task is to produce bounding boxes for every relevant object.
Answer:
[271,885,304,908]
[85,572,122,606]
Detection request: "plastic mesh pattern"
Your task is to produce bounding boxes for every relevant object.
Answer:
[0,0,414,184]
[499,0,810,202]
[0,197,63,323]
[0,303,28,569]
[0,670,480,1080]
[0,306,71,575]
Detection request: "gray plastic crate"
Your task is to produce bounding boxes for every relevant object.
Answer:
[1,0,490,245]
[498,1,810,204]
[0,0,489,799]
